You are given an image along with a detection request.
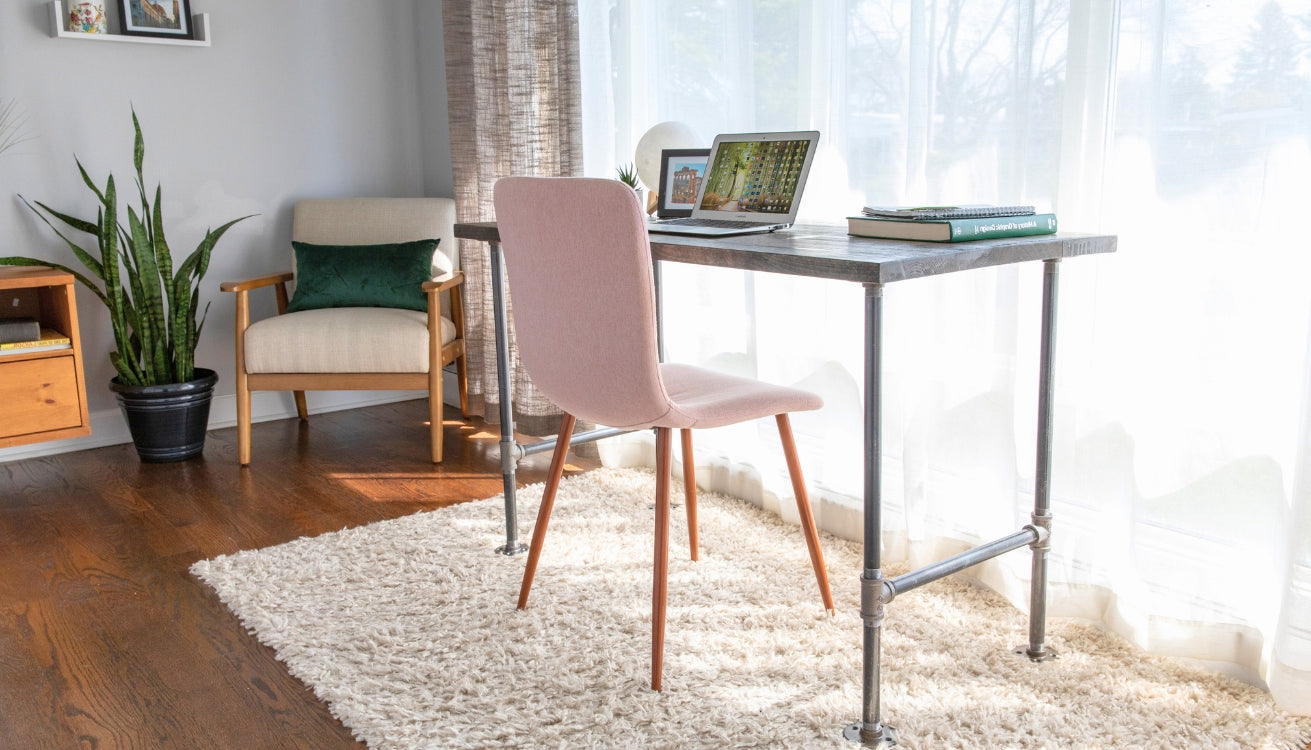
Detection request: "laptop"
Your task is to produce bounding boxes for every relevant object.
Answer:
[647,130,820,237]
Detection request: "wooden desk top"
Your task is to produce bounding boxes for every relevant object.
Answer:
[454,221,1116,285]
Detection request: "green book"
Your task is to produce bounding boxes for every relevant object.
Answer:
[847,213,1058,242]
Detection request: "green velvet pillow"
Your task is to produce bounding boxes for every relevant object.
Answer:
[285,239,440,313]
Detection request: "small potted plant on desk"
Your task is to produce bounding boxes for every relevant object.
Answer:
[1,110,251,462]
[617,162,650,212]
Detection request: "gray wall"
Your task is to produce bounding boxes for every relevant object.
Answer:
[0,0,453,460]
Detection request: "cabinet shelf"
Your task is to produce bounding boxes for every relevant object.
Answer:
[0,266,91,449]
[48,1,210,47]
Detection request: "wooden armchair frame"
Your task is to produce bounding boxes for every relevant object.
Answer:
[219,270,468,466]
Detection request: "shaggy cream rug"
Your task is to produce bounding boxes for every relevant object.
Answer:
[192,468,1311,749]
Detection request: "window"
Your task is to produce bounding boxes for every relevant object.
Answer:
[580,0,1311,713]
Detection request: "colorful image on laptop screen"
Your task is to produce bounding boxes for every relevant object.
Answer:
[698,138,810,214]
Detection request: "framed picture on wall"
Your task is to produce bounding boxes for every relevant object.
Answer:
[655,148,710,218]
[118,0,194,40]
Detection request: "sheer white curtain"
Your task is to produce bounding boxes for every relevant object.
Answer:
[578,0,1311,714]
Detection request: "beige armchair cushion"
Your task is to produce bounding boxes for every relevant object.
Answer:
[244,307,458,374]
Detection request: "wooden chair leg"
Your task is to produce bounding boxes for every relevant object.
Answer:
[652,427,673,691]
[776,414,835,615]
[236,376,252,467]
[450,282,470,418]
[429,368,444,464]
[234,290,253,467]
[681,428,699,561]
[456,353,470,417]
[517,414,576,610]
[293,391,308,421]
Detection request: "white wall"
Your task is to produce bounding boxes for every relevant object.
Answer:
[0,0,454,461]
[417,0,454,198]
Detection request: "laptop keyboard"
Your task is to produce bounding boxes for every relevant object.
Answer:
[658,218,771,229]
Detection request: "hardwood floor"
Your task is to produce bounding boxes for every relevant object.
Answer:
[0,400,595,749]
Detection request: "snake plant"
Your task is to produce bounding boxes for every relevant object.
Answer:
[1,110,251,386]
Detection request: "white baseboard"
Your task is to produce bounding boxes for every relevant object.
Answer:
[0,366,462,464]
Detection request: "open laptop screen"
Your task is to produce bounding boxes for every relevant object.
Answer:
[696,133,817,218]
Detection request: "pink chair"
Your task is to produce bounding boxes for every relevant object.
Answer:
[493,176,834,691]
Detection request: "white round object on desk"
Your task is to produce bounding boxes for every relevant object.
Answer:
[634,122,702,192]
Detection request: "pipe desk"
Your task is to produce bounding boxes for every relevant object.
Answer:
[454,219,1116,746]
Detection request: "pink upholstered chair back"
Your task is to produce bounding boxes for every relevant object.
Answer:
[493,177,671,429]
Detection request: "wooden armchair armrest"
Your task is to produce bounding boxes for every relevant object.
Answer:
[422,271,467,348]
[222,271,296,324]
[219,271,294,293]
[422,270,465,294]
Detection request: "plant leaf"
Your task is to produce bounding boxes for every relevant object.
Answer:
[132,108,145,185]
[126,205,169,382]
[174,215,254,286]
[108,351,140,386]
[0,257,111,309]
[75,157,106,204]
[100,176,148,385]
[30,198,100,238]
[18,195,105,280]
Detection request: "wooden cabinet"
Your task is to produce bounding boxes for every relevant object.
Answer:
[0,266,91,448]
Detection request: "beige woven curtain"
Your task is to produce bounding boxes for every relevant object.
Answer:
[443,0,582,436]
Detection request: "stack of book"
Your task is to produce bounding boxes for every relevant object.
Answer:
[0,318,72,355]
[847,204,1057,242]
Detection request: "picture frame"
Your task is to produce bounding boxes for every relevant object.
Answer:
[655,148,710,218]
[118,0,194,40]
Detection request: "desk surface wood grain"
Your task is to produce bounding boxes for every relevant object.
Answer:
[454,221,1117,285]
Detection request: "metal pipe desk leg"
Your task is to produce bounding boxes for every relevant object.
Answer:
[1020,258,1061,660]
[845,282,897,746]
[489,242,527,556]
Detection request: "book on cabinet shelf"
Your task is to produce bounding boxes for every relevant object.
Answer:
[0,316,42,344]
[0,327,72,354]
[847,213,1058,242]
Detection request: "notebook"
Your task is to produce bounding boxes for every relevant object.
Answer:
[647,130,819,237]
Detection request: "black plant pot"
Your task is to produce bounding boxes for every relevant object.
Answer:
[109,368,218,463]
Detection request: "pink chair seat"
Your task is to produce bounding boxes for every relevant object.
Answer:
[657,363,823,429]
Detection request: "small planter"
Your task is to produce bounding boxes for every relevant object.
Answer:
[109,368,218,462]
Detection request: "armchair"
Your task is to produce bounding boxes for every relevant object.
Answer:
[220,198,468,465]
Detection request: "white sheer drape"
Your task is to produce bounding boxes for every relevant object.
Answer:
[578,0,1311,714]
